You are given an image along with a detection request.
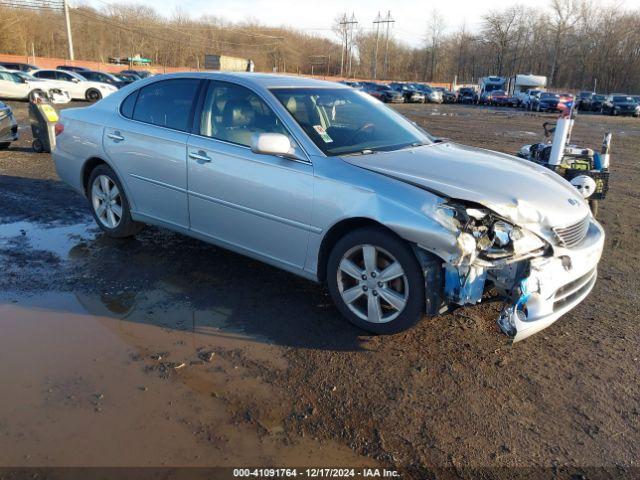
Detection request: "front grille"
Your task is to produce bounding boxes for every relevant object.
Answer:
[553,216,590,248]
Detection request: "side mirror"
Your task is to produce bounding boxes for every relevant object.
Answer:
[251,133,303,161]
[71,78,80,83]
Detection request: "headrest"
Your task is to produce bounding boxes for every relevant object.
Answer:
[222,100,255,128]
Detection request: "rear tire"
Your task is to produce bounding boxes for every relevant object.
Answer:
[87,164,144,238]
[0,142,10,150]
[86,88,102,102]
[326,227,427,334]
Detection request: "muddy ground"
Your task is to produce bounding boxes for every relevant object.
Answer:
[0,100,638,479]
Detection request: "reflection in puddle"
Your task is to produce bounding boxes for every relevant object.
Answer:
[0,220,97,259]
[0,291,374,466]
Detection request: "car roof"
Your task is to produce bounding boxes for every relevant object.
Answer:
[138,71,349,89]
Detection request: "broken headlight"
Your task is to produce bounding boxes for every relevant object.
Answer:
[436,202,547,265]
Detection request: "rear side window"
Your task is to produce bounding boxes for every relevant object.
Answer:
[35,71,57,80]
[132,79,201,132]
[120,91,137,118]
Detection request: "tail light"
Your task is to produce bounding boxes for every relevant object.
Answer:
[54,123,64,136]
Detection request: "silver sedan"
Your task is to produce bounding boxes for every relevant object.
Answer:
[52,72,604,341]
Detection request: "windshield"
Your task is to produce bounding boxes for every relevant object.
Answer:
[541,93,559,99]
[613,96,633,103]
[271,87,432,156]
[484,84,503,93]
[594,95,605,101]
[14,72,36,81]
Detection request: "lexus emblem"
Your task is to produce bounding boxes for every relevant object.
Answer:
[568,198,578,206]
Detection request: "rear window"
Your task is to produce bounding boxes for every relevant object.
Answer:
[131,79,201,132]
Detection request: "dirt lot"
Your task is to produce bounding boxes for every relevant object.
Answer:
[0,99,638,478]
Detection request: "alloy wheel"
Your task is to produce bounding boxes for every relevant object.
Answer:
[91,174,122,228]
[336,244,409,324]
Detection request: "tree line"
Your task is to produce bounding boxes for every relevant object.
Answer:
[0,0,639,92]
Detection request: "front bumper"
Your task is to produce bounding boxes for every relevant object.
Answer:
[49,89,72,104]
[0,109,18,143]
[499,219,605,341]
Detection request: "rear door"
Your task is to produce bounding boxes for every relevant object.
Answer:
[186,80,313,269]
[103,78,203,229]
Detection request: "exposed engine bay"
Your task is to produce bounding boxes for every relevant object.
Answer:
[428,199,602,342]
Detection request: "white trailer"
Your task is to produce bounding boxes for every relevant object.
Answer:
[510,74,547,106]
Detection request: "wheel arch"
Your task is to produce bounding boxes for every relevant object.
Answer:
[317,217,407,283]
[80,156,109,196]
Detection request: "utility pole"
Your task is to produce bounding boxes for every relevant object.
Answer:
[339,13,358,78]
[382,11,394,79]
[372,12,382,79]
[347,13,357,77]
[63,0,74,61]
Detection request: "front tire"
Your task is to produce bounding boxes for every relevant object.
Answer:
[327,227,426,334]
[28,89,46,101]
[589,199,599,217]
[87,164,143,238]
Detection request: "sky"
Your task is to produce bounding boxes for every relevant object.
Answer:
[83,0,640,48]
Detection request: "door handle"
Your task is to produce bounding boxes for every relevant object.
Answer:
[107,131,125,142]
[189,150,211,163]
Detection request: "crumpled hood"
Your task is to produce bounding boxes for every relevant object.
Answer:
[342,142,590,229]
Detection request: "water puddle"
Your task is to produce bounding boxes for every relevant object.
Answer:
[0,220,97,259]
[0,291,375,466]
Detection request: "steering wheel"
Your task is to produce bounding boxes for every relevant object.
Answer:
[343,122,375,145]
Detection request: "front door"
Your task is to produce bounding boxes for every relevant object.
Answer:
[187,80,313,269]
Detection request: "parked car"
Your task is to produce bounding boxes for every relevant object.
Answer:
[0,62,38,72]
[487,90,515,106]
[78,70,126,89]
[587,94,606,112]
[389,83,425,103]
[601,94,640,116]
[0,100,18,149]
[457,87,475,104]
[411,84,442,103]
[120,69,153,79]
[531,92,562,112]
[32,69,118,101]
[339,81,363,90]
[577,91,594,110]
[0,70,71,103]
[52,72,605,342]
[57,65,90,73]
[434,87,456,103]
[362,83,404,103]
[116,73,140,85]
[523,90,543,110]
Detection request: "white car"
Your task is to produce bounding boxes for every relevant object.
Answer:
[32,69,117,101]
[0,70,71,104]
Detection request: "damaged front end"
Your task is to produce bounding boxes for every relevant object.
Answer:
[428,200,602,342]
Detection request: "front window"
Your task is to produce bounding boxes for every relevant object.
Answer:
[199,81,289,147]
[271,87,432,156]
